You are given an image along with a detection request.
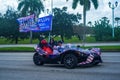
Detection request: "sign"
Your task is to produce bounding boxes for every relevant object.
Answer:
[37,15,52,31]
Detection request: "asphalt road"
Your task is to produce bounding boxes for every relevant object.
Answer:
[0,52,120,80]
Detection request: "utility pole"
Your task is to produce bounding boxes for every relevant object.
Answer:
[108,1,118,38]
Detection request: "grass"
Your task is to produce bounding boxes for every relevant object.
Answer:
[0,36,96,44]
[0,38,10,44]
[0,47,34,52]
[0,36,119,52]
[64,36,80,43]
[0,46,120,52]
[95,46,120,51]
[18,39,39,44]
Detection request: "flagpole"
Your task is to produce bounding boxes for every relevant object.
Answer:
[48,0,53,42]
[30,30,32,43]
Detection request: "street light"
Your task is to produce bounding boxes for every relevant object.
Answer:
[44,0,53,15]
[108,1,118,38]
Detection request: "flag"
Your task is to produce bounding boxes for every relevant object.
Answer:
[78,54,94,65]
[17,14,52,32]
[37,15,52,31]
[17,14,39,32]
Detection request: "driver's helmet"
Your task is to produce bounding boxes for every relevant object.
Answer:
[41,39,47,44]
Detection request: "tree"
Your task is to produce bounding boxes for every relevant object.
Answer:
[93,17,112,41]
[0,13,4,37]
[73,24,94,40]
[17,0,44,16]
[52,7,81,42]
[87,21,92,27]
[115,17,120,27]
[0,7,22,44]
[114,27,120,41]
[94,17,120,41]
[67,0,99,45]
[17,0,44,43]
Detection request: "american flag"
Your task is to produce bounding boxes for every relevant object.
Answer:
[78,54,94,65]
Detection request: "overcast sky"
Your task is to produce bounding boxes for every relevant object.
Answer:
[0,0,120,24]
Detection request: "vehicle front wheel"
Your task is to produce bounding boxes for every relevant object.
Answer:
[63,54,78,69]
[33,53,44,66]
[94,62,99,65]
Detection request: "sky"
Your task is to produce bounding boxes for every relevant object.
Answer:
[0,0,120,25]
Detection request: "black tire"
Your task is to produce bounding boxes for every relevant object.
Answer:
[63,54,78,69]
[94,62,99,65]
[33,53,44,66]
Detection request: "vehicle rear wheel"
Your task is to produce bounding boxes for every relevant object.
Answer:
[63,54,78,69]
[33,53,44,66]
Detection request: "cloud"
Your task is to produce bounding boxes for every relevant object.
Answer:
[83,0,120,24]
[0,0,120,24]
[0,0,18,14]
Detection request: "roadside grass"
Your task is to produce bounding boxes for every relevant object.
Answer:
[0,47,34,52]
[96,46,120,51]
[0,38,39,44]
[18,39,39,44]
[0,46,120,52]
[0,37,119,52]
[0,38,10,44]
[0,36,96,44]
[64,36,80,43]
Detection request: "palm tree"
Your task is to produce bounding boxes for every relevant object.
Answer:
[17,0,44,17]
[67,0,99,46]
[115,17,120,27]
[88,21,92,27]
[17,0,44,43]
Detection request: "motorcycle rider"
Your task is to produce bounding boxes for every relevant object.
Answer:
[38,39,53,55]
[57,41,64,53]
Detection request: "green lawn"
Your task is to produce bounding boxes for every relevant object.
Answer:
[95,46,120,51]
[0,47,34,52]
[0,37,119,52]
[0,36,96,44]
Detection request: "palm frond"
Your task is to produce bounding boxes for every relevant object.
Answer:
[79,0,84,5]
[17,1,24,11]
[17,0,44,16]
[72,0,79,9]
[91,0,99,9]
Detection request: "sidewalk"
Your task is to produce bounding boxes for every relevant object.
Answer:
[0,42,120,48]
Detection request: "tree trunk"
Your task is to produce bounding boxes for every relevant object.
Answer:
[30,31,32,44]
[15,36,18,44]
[82,4,86,47]
[77,35,81,40]
[60,35,64,42]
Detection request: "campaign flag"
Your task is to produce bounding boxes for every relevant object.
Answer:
[37,15,52,31]
[17,14,39,32]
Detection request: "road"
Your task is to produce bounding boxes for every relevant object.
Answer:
[0,52,120,80]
